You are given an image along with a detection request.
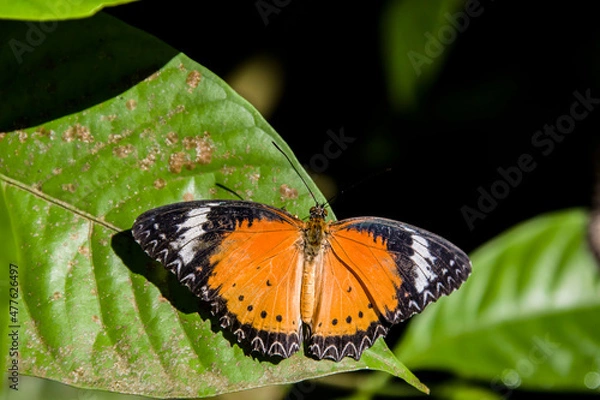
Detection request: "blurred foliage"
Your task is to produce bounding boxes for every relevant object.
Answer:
[381,0,466,112]
[0,0,138,20]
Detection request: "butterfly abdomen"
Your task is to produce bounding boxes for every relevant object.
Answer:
[300,251,323,325]
[300,210,330,324]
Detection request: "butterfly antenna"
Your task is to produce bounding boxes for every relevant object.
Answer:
[272,141,320,205]
[215,183,244,200]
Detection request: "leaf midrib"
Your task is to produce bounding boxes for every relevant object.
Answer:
[0,172,121,232]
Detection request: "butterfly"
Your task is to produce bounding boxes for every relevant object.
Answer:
[132,199,471,361]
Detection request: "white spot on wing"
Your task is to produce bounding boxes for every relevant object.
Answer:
[178,207,211,231]
[163,203,218,265]
[173,207,212,265]
[410,234,438,293]
[178,244,197,266]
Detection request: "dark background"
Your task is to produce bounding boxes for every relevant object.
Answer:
[106,1,600,258]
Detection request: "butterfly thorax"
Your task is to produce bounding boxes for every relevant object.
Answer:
[303,205,330,258]
[300,205,330,324]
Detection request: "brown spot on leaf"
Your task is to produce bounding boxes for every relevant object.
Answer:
[18,130,28,143]
[279,184,298,200]
[183,192,194,201]
[62,124,94,143]
[166,131,179,146]
[168,152,187,174]
[221,150,234,159]
[145,71,160,81]
[52,168,62,175]
[126,99,137,110]
[183,134,214,164]
[221,165,235,175]
[186,70,202,89]
[153,178,166,189]
[158,295,168,303]
[139,150,157,170]
[182,136,196,150]
[167,133,214,173]
[248,172,260,185]
[108,134,124,144]
[101,114,118,122]
[113,144,134,158]
[167,104,186,120]
[35,127,52,137]
[62,183,76,193]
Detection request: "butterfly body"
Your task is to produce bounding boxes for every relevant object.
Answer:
[132,200,471,361]
[300,206,329,323]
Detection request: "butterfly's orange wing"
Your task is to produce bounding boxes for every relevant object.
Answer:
[308,217,471,361]
[132,200,305,359]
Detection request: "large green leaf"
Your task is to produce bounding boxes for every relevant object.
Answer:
[397,209,600,393]
[0,14,427,398]
[0,0,137,20]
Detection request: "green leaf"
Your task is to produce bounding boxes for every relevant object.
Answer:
[380,0,468,112]
[0,0,138,20]
[396,209,600,392]
[0,375,148,400]
[0,14,427,398]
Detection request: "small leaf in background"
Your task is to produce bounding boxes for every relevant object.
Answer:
[396,209,600,394]
[0,0,139,21]
[380,0,470,112]
[0,14,426,398]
